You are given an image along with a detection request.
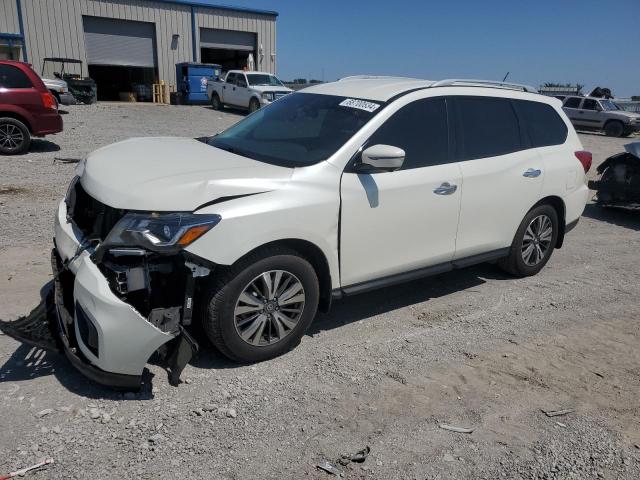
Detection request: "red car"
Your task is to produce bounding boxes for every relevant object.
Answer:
[0,60,63,154]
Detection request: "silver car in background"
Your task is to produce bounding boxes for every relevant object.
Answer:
[562,96,640,137]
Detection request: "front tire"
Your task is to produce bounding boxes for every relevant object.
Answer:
[604,121,624,137]
[498,204,559,277]
[202,247,319,362]
[211,93,222,111]
[0,117,31,155]
[248,98,260,113]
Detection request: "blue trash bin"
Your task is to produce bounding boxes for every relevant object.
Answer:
[176,62,222,104]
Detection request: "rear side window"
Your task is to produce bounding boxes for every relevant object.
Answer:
[0,65,33,89]
[564,97,581,108]
[513,100,568,147]
[452,96,521,160]
[225,73,236,84]
[365,97,449,170]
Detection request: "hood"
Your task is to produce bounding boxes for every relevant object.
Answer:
[249,85,293,93]
[80,137,293,211]
[610,110,640,121]
[42,77,68,89]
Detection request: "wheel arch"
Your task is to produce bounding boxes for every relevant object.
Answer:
[0,110,33,133]
[231,238,333,313]
[532,195,567,248]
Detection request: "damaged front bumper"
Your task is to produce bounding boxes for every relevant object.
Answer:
[52,200,200,389]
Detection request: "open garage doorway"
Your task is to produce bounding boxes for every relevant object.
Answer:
[200,28,256,72]
[83,16,158,102]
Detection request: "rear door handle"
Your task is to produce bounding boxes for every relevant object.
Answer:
[523,168,542,178]
[433,182,457,195]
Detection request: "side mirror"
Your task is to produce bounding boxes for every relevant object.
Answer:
[357,144,405,172]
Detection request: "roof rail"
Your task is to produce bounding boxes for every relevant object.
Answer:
[338,75,408,81]
[431,79,538,93]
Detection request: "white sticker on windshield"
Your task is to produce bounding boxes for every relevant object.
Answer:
[339,98,381,113]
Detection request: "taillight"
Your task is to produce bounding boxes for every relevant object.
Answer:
[41,91,56,110]
[575,150,592,173]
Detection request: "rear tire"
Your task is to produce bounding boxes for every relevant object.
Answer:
[0,117,31,155]
[201,247,319,363]
[498,204,559,277]
[604,121,624,137]
[211,93,222,111]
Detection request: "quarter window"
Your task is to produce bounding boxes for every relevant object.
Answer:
[365,97,449,170]
[0,65,32,89]
[452,96,521,160]
[563,97,582,109]
[512,99,568,147]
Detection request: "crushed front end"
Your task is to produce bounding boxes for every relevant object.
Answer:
[589,142,640,208]
[51,178,216,389]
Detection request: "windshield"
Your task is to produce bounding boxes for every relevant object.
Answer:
[208,93,382,167]
[600,99,621,111]
[246,74,284,87]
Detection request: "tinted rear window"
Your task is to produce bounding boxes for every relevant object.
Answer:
[564,97,581,108]
[513,100,568,147]
[0,65,32,89]
[452,96,521,160]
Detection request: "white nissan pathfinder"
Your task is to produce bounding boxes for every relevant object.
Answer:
[53,77,591,388]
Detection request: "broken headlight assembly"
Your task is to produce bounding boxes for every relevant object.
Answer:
[102,212,221,253]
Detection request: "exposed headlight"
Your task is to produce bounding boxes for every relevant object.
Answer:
[103,212,221,252]
[261,92,274,101]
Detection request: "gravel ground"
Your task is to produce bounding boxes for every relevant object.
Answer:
[1,104,639,479]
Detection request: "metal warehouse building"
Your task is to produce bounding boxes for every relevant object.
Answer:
[0,0,277,100]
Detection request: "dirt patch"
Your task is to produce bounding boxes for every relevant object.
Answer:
[0,186,29,195]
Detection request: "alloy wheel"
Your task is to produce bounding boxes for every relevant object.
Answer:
[0,123,24,150]
[234,270,305,346]
[521,214,553,266]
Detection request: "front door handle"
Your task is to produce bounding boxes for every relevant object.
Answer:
[433,182,457,195]
[523,168,542,178]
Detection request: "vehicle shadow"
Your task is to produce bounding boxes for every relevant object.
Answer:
[309,263,511,336]
[28,139,61,153]
[204,105,247,116]
[582,203,640,231]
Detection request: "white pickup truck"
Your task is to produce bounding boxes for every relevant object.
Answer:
[207,70,292,113]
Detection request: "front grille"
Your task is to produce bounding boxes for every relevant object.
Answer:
[274,91,290,99]
[67,180,126,241]
[75,303,99,357]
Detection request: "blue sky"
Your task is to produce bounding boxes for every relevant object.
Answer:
[201,0,640,96]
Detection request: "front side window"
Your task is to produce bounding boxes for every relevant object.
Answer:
[364,97,449,170]
[236,75,248,88]
[0,65,32,89]
[563,97,582,109]
[600,99,621,111]
[209,93,380,167]
[247,74,284,87]
[513,99,568,148]
[582,99,598,111]
[452,96,521,160]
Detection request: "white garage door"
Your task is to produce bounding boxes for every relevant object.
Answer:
[200,28,256,52]
[83,16,157,68]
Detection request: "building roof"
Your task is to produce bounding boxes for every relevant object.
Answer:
[302,76,435,102]
[152,0,278,16]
